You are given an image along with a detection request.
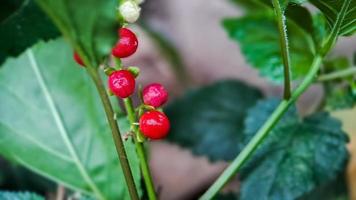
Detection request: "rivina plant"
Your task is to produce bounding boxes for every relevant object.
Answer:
[0,0,355,200]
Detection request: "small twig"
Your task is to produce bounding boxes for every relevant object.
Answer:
[318,67,356,82]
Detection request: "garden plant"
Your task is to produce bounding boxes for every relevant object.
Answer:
[0,0,355,200]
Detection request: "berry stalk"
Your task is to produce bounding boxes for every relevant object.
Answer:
[111,48,157,199]
[87,68,140,200]
[123,97,158,200]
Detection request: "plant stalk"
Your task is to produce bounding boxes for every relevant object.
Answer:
[272,0,292,100]
[88,69,139,200]
[123,98,157,200]
[199,55,323,200]
[318,67,356,82]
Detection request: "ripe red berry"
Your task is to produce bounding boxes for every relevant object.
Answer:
[112,28,138,58]
[139,110,170,140]
[73,52,85,66]
[143,83,168,108]
[108,70,136,98]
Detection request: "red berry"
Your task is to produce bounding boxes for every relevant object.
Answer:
[139,111,170,139]
[112,28,138,58]
[143,83,168,108]
[108,70,136,98]
[73,52,85,66]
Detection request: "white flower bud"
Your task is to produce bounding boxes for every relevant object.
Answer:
[119,1,141,23]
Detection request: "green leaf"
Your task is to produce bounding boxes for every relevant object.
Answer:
[0,191,44,200]
[285,5,314,40]
[311,13,329,48]
[215,193,239,200]
[325,84,356,110]
[240,99,349,200]
[299,173,348,200]
[0,38,140,200]
[223,13,315,82]
[34,0,118,67]
[289,0,307,4]
[322,57,356,110]
[230,0,307,11]
[310,0,356,36]
[0,0,60,65]
[165,80,262,161]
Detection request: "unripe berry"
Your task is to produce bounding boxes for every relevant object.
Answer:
[139,111,170,139]
[112,28,138,58]
[108,70,136,98]
[73,52,85,66]
[119,1,141,23]
[143,83,168,108]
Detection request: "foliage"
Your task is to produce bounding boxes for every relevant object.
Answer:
[34,0,119,67]
[0,39,140,200]
[223,12,315,82]
[310,0,356,36]
[165,80,262,161]
[240,99,349,200]
[0,0,59,65]
[0,191,44,200]
[0,0,354,199]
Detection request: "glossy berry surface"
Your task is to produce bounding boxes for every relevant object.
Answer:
[108,70,136,98]
[112,28,138,58]
[139,111,170,139]
[143,83,168,108]
[73,52,85,66]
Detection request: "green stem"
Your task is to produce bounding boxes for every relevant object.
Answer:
[87,69,139,200]
[123,98,157,200]
[272,0,291,100]
[199,55,323,200]
[318,67,356,82]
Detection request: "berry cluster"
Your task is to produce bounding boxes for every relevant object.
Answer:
[73,10,170,140]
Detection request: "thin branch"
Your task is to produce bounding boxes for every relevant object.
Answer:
[318,67,356,82]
